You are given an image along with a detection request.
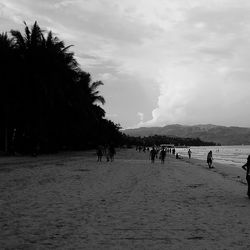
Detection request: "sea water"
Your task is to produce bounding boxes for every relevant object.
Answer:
[175,145,250,168]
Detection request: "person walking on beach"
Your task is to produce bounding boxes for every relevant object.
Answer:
[188,149,192,159]
[107,144,116,162]
[159,147,166,164]
[150,147,157,163]
[96,145,103,162]
[242,155,250,198]
[172,148,175,155]
[207,150,213,168]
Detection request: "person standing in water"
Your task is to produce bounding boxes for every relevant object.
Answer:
[188,149,192,159]
[207,150,213,168]
[242,155,250,199]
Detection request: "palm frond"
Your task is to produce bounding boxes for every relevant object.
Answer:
[10,30,25,48]
[0,32,11,45]
[30,21,43,46]
[62,45,73,52]
[93,95,105,105]
[90,81,104,91]
[24,21,31,44]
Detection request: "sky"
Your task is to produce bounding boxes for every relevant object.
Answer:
[1,0,250,128]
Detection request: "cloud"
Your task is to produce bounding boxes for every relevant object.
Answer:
[97,73,117,83]
[135,1,250,128]
[137,112,144,122]
[106,113,118,119]
[1,0,250,128]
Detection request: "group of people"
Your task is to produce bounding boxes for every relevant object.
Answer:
[151,147,250,200]
[149,146,167,163]
[148,146,216,167]
[96,144,116,162]
[136,146,148,152]
[99,144,250,199]
[149,146,179,163]
[148,147,216,168]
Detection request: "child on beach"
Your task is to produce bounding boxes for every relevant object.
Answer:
[242,155,250,198]
[188,149,192,159]
[207,151,213,168]
[176,153,182,159]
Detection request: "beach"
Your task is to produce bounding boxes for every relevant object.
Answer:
[0,149,250,249]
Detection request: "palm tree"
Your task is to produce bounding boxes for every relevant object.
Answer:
[10,22,45,153]
[89,81,105,105]
[9,21,81,151]
[0,21,122,152]
[0,32,16,153]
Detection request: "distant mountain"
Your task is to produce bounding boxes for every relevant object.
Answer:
[123,124,250,145]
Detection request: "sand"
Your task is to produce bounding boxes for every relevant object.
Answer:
[0,149,250,249]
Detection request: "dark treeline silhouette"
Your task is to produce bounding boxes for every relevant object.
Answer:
[124,135,218,147]
[0,22,124,154]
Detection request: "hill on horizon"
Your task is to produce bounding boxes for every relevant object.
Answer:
[123,124,250,145]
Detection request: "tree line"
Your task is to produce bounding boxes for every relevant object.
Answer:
[125,135,218,147]
[0,22,124,154]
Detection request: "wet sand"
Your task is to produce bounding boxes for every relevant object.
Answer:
[0,149,250,249]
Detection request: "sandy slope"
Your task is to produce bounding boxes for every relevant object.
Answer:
[0,149,250,250]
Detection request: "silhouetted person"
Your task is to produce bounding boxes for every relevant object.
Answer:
[96,145,103,162]
[159,148,166,164]
[107,144,116,162]
[176,153,182,159]
[172,148,175,155]
[150,147,157,163]
[242,155,250,198]
[103,145,109,161]
[207,150,213,168]
[188,149,192,159]
[155,148,159,159]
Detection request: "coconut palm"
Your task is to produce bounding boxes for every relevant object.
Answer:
[89,81,105,105]
[0,32,15,153]
[0,22,123,152]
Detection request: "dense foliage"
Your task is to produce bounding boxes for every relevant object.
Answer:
[124,135,218,147]
[0,22,123,154]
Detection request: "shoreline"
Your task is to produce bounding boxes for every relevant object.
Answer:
[177,144,250,168]
[175,154,247,184]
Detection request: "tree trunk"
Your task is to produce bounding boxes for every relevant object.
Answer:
[4,120,8,153]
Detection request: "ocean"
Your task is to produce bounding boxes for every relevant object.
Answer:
[175,145,250,168]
